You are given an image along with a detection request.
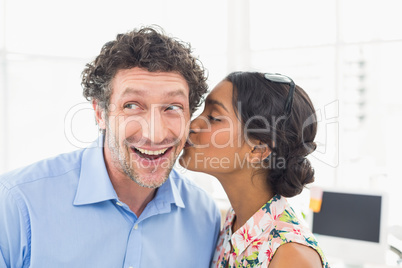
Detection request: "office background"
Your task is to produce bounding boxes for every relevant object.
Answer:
[1,0,402,265]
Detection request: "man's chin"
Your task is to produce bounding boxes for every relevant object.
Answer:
[130,168,171,188]
[124,144,181,187]
[128,156,176,188]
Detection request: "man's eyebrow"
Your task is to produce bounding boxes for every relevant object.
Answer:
[121,88,187,99]
[164,89,187,99]
[205,98,229,112]
[122,88,145,97]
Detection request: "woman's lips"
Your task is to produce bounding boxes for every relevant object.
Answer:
[184,139,194,148]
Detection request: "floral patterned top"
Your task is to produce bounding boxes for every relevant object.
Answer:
[211,195,329,268]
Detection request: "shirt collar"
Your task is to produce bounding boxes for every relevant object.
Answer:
[73,135,185,209]
[153,171,185,209]
[230,195,286,256]
[73,135,117,205]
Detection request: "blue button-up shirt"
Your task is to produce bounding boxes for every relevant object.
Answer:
[0,139,221,268]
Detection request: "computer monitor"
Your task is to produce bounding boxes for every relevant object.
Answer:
[311,188,388,266]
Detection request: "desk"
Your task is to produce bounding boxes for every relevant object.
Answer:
[327,251,401,268]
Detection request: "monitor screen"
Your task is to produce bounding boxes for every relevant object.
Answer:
[311,189,388,265]
[312,191,382,243]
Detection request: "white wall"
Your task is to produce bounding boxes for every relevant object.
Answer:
[1,0,402,227]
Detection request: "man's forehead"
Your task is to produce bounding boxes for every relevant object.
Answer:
[121,87,188,99]
[111,68,188,96]
[115,67,187,84]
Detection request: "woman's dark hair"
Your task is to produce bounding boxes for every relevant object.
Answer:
[81,25,208,115]
[226,72,317,197]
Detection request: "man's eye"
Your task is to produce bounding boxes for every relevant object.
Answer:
[165,105,183,111]
[207,115,221,122]
[124,103,140,109]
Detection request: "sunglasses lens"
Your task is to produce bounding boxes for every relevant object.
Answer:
[264,72,295,116]
[264,73,292,83]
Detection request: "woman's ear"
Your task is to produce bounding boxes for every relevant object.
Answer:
[92,100,106,130]
[247,143,271,163]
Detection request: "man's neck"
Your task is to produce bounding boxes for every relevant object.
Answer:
[102,145,157,217]
[111,175,157,217]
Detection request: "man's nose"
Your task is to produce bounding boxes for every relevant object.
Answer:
[142,110,169,145]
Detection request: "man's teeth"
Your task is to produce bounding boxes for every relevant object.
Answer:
[135,147,168,155]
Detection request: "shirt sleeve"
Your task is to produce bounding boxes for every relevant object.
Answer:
[0,248,7,268]
[213,205,221,238]
[0,182,30,268]
[209,201,222,265]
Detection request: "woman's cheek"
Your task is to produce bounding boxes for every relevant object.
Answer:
[211,128,235,149]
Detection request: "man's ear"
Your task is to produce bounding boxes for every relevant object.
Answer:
[247,143,271,164]
[92,100,106,130]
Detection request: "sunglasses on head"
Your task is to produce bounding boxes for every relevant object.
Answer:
[264,73,295,116]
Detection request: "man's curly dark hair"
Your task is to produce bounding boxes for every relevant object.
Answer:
[81,26,208,115]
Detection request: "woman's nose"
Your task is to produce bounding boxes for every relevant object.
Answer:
[189,117,202,133]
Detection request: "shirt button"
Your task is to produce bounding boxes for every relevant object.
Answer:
[116,202,123,206]
[134,224,138,230]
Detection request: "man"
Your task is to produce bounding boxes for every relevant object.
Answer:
[0,26,221,268]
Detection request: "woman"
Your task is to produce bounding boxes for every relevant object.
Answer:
[180,72,329,267]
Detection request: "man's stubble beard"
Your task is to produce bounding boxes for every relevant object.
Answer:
[105,124,179,189]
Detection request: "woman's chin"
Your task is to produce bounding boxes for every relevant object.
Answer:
[178,153,197,171]
[179,156,190,169]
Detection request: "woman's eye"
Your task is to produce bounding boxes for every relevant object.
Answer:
[207,115,221,122]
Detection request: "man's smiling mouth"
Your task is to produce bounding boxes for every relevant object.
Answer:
[131,147,172,160]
